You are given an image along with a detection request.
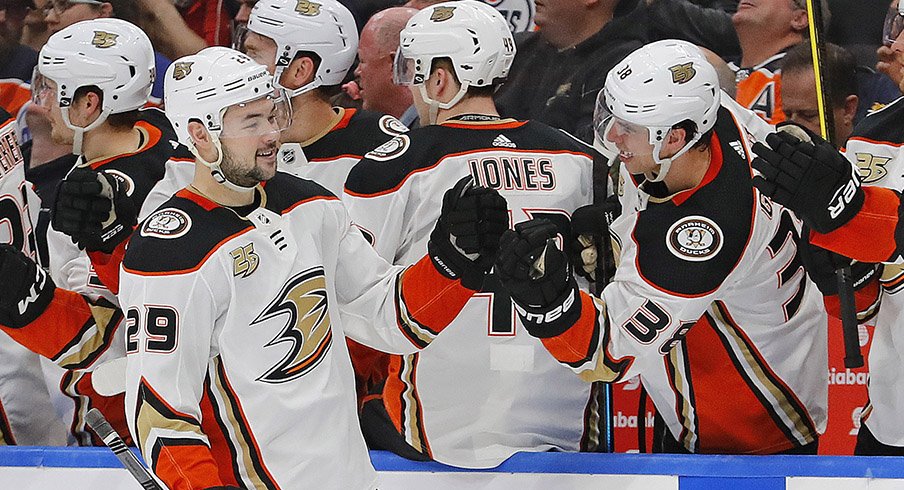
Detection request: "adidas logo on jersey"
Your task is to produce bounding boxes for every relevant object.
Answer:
[492,134,516,148]
[730,140,746,159]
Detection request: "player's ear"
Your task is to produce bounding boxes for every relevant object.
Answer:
[187,121,212,147]
[285,55,316,88]
[98,2,113,18]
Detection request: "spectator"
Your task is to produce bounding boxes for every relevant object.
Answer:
[0,0,36,117]
[780,42,859,144]
[20,0,50,52]
[133,0,208,60]
[354,7,418,125]
[494,0,647,142]
[643,0,741,58]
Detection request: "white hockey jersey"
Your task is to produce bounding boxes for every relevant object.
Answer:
[7,108,195,445]
[120,173,476,489]
[280,108,406,196]
[0,108,67,446]
[536,103,828,454]
[343,116,609,468]
[833,97,904,447]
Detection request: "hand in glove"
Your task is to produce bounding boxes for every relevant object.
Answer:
[428,176,509,290]
[52,168,137,254]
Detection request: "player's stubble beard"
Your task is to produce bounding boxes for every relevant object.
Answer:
[220,141,278,188]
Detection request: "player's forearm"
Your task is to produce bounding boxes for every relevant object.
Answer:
[0,288,120,369]
[135,0,207,60]
[809,186,901,262]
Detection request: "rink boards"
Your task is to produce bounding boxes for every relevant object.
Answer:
[1,447,903,489]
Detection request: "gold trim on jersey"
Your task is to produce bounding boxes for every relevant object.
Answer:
[61,370,94,446]
[709,304,816,447]
[880,264,904,294]
[210,357,279,490]
[394,271,439,348]
[576,297,625,383]
[665,342,699,452]
[438,117,518,126]
[300,107,345,147]
[54,302,120,369]
[580,382,606,451]
[399,354,430,455]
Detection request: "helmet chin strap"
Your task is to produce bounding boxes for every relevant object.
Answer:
[646,130,702,183]
[189,136,258,194]
[274,64,321,99]
[62,107,111,156]
[417,83,469,125]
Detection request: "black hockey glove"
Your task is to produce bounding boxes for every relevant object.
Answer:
[0,245,55,328]
[569,198,621,283]
[52,168,138,254]
[798,229,878,296]
[428,176,508,290]
[496,219,581,339]
[752,124,863,234]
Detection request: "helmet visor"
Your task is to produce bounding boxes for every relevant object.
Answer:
[219,89,292,140]
[31,67,55,106]
[392,48,420,86]
[593,89,655,160]
[232,21,249,52]
[883,4,904,46]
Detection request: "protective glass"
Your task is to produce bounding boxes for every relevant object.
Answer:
[218,89,292,140]
[392,48,420,86]
[592,89,654,159]
[883,4,904,46]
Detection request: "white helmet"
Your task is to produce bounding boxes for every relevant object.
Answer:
[393,0,515,120]
[595,39,721,182]
[247,0,358,97]
[165,47,291,191]
[37,18,155,154]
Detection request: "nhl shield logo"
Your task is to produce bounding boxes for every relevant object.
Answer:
[669,62,696,85]
[666,216,723,262]
[172,62,194,81]
[430,6,456,22]
[91,31,119,48]
[295,0,321,16]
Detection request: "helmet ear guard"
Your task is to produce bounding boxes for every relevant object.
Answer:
[594,39,721,182]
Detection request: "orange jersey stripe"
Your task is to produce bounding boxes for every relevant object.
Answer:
[810,186,900,262]
[0,288,97,360]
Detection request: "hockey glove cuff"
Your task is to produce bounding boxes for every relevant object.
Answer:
[799,229,878,296]
[0,245,55,329]
[569,199,621,282]
[751,124,863,233]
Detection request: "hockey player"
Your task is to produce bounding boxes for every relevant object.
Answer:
[242,0,408,196]
[342,1,612,467]
[750,8,904,454]
[0,106,67,446]
[243,0,410,403]
[495,39,829,454]
[120,46,506,489]
[0,18,193,445]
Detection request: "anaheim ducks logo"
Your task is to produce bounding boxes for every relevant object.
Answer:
[669,62,696,85]
[854,153,891,184]
[430,6,456,21]
[295,0,321,16]
[666,216,723,262]
[172,62,193,81]
[253,267,332,384]
[91,31,118,48]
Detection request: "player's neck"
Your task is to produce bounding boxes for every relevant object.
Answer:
[436,96,499,124]
[661,146,712,195]
[190,165,256,207]
[737,26,801,67]
[285,94,338,145]
[81,125,142,162]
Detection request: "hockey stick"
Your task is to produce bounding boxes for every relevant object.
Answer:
[805,0,864,368]
[85,408,164,490]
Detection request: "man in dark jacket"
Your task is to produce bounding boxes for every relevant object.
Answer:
[494,0,647,143]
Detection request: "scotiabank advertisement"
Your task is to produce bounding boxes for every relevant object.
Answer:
[612,318,874,454]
